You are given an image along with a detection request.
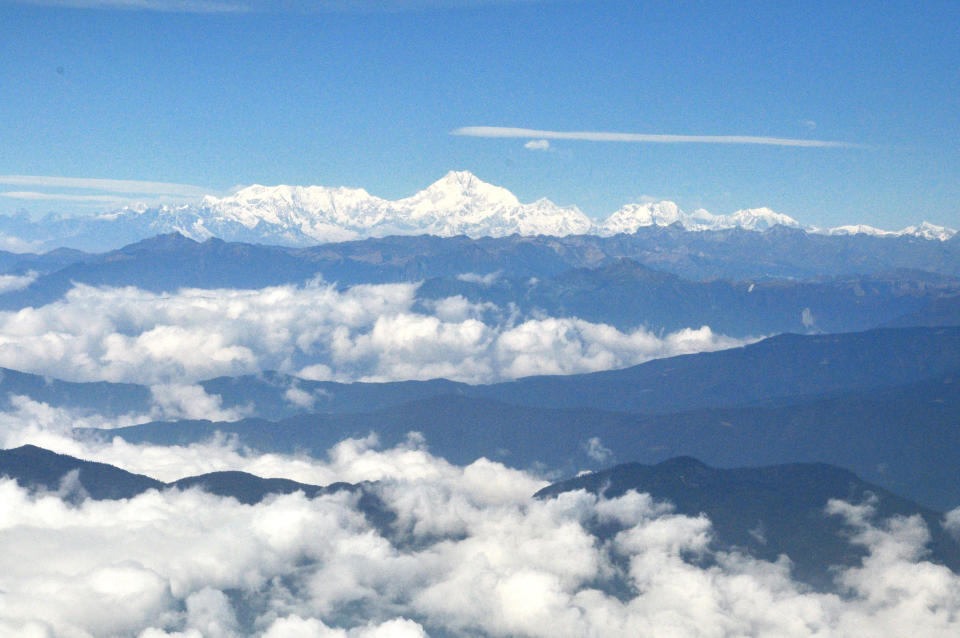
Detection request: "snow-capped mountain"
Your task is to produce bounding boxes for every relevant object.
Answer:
[597,203,803,235]
[815,221,957,241]
[171,170,593,243]
[0,171,955,252]
[597,200,954,240]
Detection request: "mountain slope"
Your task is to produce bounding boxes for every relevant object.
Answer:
[3,326,957,424]
[81,370,960,510]
[0,444,162,500]
[475,326,960,414]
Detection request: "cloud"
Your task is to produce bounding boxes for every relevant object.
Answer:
[1,425,960,637]
[0,272,37,295]
[452,126,862,148]
[17,0,559,13]
[0,234,43,253]
[0,191,135,203]
[524,139,551,151]
[0,280,752,385]
[149,383,251,422]
[0,175,210,197]
[582,437,612,463]
[455,271,502,286]
[16,0,251,12]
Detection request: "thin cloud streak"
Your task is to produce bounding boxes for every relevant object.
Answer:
[0,191,133,203]
[18,0,250,12]
[18,0,556,12]
[0,175,209,197]
[452,126,862,148]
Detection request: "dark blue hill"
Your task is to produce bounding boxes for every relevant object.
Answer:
[82,370,960,510]
[536,458,960,590]
[7,324,959,424]
[417,259,960,335]
[0,444,162,500]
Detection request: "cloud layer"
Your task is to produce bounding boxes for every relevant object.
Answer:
[0,280,751,385]
[1,423,960,637]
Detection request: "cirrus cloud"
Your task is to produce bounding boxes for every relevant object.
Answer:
[453,126,863,148]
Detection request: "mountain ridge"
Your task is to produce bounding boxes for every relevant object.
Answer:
[2,171,955,251]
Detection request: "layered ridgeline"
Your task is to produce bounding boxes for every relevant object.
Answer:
[2,171,955,251]
[24,325,960,510]
[0,233,959,318]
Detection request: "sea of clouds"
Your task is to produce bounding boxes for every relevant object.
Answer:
[2,406,960,638]
[3,277,958,636]
[0,280,751,386]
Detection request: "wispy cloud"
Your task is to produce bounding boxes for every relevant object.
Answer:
[17,0,555,12]
[0,175,208,197]
[0,191,134,203]
[524,139,551,151]
[17,0,250,12]
[453,126,861,148]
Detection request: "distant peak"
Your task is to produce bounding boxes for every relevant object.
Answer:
[654,456,712,471]
[8,443,48,454]
[442,169,480,184]
[426,170,494,195]
[121,232,198,252]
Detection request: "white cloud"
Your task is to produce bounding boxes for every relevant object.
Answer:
[0,272,37,295]
[0,191,136,203]
[452,126,861,148]
[524,139,551,151]
[0,175,209,197]
[18,0,249,12]
[17,0,559,13]
[0,234,43,253]
[583,436,612,463]
[946,509,960,539]
[0,280,753,385]
[1,429,959,637]
[2,395,960,637]
[149,383,251,422]
[455,271,502,286]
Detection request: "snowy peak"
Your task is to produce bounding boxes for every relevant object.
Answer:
[399,170,521,220]
[600,201,686,235]
[821,220,957,241]
[726,207,802,231]
[422,171,518,204]
[397,171,590,237]
[899,221,957,241]
[57,172,956,247]
[599,202,801,235]
[190,171,591,242]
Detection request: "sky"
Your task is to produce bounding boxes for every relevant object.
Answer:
[0,0,958,229]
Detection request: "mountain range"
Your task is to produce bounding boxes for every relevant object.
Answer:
[51,325,960,510]
[3,171,956,252]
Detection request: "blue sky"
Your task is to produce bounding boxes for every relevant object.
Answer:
[0,0,957,229]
